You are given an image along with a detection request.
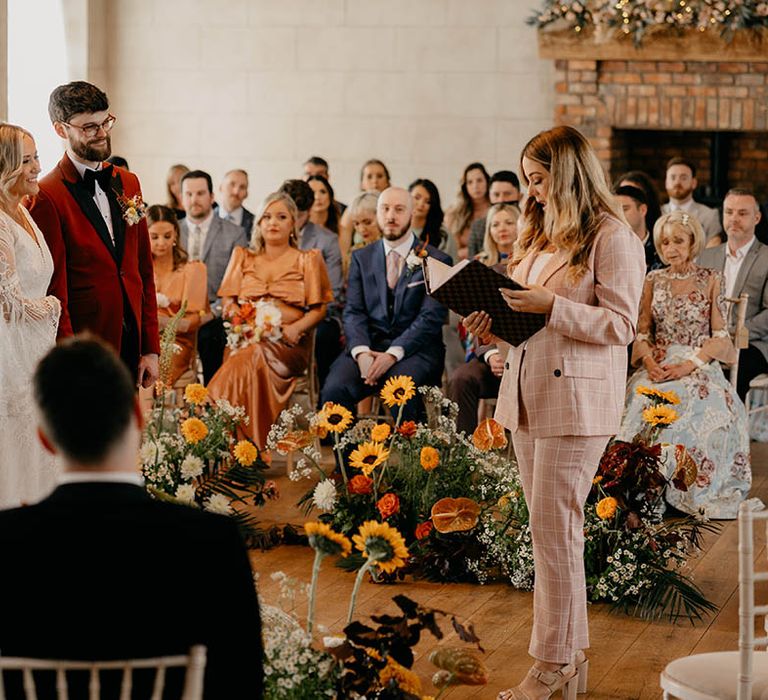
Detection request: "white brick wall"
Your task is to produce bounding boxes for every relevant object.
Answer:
[104,0,554,210]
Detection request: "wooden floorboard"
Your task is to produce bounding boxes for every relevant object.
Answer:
[249,442,768,699]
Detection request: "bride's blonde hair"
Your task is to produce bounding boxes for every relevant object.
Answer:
[0,123,33,213]
[512,126,624,280]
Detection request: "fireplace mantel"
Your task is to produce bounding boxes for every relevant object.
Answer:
[538,27,768,63]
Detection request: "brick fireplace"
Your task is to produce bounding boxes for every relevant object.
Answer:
[539,30,768,203]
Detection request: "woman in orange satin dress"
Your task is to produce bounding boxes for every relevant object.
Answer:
[207,192,332,447]
[146,205,210,391]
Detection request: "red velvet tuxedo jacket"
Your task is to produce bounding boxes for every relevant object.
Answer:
[29,153,159,357]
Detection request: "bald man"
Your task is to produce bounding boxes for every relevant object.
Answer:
[320,187,451,420]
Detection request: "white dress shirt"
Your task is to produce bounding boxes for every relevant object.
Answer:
[724,236,756,299]
[71,157,114,243]
[218,205,243,227]
[187,210,216,261]
[351,234,416,362]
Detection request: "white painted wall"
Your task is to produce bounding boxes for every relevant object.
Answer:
[104,0,554,210]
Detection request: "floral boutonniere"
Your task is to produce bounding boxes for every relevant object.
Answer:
[116,192,147,226]
[405,240,429,276]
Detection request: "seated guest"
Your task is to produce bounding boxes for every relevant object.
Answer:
[617,211,750,519]
[409,178,456,260]
[146,205,210,398]
[0,336,262,698]
[280,179,344,389]
[217,169,254,238]
[303,155,346,214]
[467,170,521,258]
[321,187,450,421]
[166,163,189,220]
[445,162,491,260]
[615,185,662,271]
[475,202,520,265]
[339,158,392,261]
[699,188,768,401]
[662,157,723,245]
[615,169,662,236]
[347,191,382,265]
[308,174,340,234]
[208,192,332,447]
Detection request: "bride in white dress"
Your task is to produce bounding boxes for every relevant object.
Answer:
[0,125,60,508]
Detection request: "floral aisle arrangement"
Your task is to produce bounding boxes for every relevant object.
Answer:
[262,519,488,699]
[528,0,768,46]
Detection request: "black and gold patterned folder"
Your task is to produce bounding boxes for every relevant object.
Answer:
[423,257,546,346]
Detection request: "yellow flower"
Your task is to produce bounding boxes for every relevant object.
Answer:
[379,657,422,695]
[184,383,208,405]
[592,475,603,485]
[370,423,391,443]
[596,496,618,520]
[420,446,440,471]
[233,440,258,466]
[349,441,390,476]
[305,521,352,557]
[636,385,681,405]
[180,417,208,444]
[380,375,416,408]
[352,520,410,574]
[642,404,679,426]
[497,494,511,509]
[318,402,353,433]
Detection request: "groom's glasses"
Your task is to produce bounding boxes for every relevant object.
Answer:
[61,114,116,139]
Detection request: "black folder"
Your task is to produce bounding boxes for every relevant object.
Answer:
[423,258,546,346]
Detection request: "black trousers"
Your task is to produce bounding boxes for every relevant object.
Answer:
[315,318,343,397]
[448,358,502,434]
[197,318,226,385]
[737,344,768,401]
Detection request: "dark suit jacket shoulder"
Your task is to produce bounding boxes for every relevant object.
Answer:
[0,483,263,699]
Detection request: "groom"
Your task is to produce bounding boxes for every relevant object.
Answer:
[29,81,159,387]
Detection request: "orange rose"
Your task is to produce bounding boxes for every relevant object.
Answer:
[415,521,433,540]
[349,474,374,495]
[397,421,417,438]
[377,493,400,519]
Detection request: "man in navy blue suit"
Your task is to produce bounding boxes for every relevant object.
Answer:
[320,186,450,419]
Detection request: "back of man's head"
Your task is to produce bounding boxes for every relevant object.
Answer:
[34,335,136,465]
[280,179,314,213]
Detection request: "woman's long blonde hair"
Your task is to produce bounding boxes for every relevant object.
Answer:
[0,124,33,213]
[250,191,299,253]
[513,126,623,280]
[478,202,521,267]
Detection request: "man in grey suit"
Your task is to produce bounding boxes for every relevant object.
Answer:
[698,188,767,399]
[179,170,248,382]
[217,169,254,238]
[662,157,723,244]
[280,179,343,390]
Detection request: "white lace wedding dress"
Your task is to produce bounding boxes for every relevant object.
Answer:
[0,206,60,508]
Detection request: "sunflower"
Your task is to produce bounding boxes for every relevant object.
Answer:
[180,417,208,444]
[183,383,208,405]
[642,404,679,426]
[596,496,618,520]
[305,521,352,557]
[349,441,390,476]
[380,375,416,408]
[233,440,258,466]
[370,423,391,443]
[352,520,410,574]
[379,657,422,695]
[420,446,440,471]
[318,402,353,433]
[636,385,681,405]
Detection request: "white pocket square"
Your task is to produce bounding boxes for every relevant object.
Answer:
[406,279,426,288]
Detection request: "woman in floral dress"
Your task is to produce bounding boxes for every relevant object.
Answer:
[618,210,750,519]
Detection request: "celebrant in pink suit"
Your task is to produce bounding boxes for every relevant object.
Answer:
[464,126,645,700]
[208,192,332,448]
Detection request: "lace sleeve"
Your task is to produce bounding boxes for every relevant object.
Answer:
[0,217,60,328]
[697,269,737,364]
[630,274,655,366]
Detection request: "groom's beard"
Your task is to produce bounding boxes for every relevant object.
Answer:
[72,134,111,163]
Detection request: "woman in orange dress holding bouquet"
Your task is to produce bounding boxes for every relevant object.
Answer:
[146,205,210,393]
[208,192,332,447]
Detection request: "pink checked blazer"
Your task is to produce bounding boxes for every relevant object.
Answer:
[494,214,645,438]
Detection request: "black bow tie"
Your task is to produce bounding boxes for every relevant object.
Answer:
[82,165,113,195]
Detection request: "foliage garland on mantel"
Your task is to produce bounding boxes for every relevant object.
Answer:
[527,0,768,47]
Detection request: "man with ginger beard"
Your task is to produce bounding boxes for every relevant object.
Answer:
[662,156,722,245]
[320,187,450,420]
[29,81,159,388]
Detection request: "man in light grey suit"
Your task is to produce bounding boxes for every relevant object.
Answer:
[662,157,723,244]
[179,170,248,382]
[280,179,343,390]
[698,188,767,399]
